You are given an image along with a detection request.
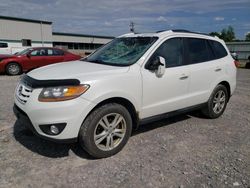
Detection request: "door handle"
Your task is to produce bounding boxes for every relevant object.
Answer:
[179,75,189,80]
[215,68,222,72]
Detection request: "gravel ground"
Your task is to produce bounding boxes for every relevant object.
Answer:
[0,69,250,188]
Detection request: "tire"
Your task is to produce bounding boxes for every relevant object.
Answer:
[6,62,22,75]
[202,85,229,119]
[79,103,132,158]
[245,63,250,69]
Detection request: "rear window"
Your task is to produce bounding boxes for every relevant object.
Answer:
[0,42,8,48]
[209,40,228,59]
[186,38,214,64]
[53,49,64,56]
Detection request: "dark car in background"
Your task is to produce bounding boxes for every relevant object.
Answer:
[0,47,81,75]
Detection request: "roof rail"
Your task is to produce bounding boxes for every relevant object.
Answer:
[172,29,211,37]
[172,29,191,33]
[156,30,169,33]
[157,29,211,37]
[156,29,190,33]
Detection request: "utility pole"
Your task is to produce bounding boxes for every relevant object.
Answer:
[40,21,44,47]
[130,21,135,33]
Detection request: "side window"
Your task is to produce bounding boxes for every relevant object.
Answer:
[39,49,47,56]
[47,49,53,56]
[30,49,47,56]
[0,42,8,48]
[30,50,40,56]
[149,38,184,68]
[53,49,64,56]
[186,38,213,64]
[209,40,228,59]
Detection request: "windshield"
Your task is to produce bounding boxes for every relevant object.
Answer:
[15,48,33,55]
[83,37,158,66]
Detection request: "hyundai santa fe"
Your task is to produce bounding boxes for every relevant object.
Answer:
[13,30,237,158]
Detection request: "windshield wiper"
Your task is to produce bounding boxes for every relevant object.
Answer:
[86,59,109,64]
[84,58,129,67]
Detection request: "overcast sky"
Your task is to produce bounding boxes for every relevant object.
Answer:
[0,0,249,39]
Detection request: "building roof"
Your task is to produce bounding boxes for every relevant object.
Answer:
[52,32,114,39]
[226,41,250,45]
[0,15,52,25]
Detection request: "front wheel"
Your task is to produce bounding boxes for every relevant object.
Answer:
[6,62,22,75]
[79,103,132,158]
[202,85,229,119]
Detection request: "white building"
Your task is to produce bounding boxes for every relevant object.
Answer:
[226,42,250,60]
[52,32,113,56]
[0,15,113,55]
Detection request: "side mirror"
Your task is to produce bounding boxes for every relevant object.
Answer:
[147,56,166,77]
[26,54,31,58]
[155,56,166,77]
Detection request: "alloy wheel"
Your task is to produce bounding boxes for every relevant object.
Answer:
[94,113,126,151]
[8,64,20,75]
[212,90,226,114]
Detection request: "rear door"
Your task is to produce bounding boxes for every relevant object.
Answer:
[184,38,226,105]
[45,48,64,65]
[140,37,191,119]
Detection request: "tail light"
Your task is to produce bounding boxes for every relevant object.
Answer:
[234,60,240,68]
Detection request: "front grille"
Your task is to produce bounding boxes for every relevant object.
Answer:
[15,82,33,104]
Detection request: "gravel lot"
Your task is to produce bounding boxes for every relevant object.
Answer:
[0,69,250,188]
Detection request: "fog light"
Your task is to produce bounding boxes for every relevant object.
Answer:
[39,123,66,135]
[50,125,59,134]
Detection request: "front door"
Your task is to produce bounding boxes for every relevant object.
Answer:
[140,37,190,119]
[25,48,47,70]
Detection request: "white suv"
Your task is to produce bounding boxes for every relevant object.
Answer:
[14,30,237,158]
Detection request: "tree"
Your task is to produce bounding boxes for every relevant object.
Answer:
[209,26,236,42]
[246,33,250,41]
[209,32,221,37]
[219,26,235,42]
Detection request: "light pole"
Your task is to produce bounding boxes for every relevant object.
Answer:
[40,21,44,47]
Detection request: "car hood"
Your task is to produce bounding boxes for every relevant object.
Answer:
[27,60,130,81]
[0,54,15,60]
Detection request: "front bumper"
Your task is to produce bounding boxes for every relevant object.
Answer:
[13,104,77,143]
[14,89,96,142]
[0,62,5,73]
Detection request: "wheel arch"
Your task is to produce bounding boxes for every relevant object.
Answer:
[5,61,22,72]
[218,81,231,101]
[86,97,139,130]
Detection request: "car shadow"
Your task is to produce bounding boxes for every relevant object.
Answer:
[132,112,194,136]
[13,111,202,159]
[13,120,94,159]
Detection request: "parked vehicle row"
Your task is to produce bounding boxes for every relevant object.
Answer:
[0,47,81,75]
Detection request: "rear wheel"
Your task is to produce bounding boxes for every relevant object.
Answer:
[6,62,21,75]
[79,103,132,158]
[202,85,228,119]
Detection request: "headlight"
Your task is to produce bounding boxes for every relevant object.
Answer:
[38,85,89,102]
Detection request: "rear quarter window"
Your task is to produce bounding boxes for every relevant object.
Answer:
[209,40,228,59]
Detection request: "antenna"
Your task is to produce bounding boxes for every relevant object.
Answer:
[129,21,135,33]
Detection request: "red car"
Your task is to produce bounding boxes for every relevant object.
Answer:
[0,47,81,75]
